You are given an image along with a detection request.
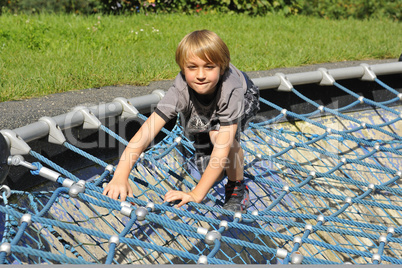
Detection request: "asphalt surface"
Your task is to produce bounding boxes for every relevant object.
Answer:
[0,58,398,131]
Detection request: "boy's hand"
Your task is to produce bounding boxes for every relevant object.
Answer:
[103,178,133,201]
[164,190,199,207]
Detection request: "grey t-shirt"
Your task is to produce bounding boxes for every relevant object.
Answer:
[155,64,247,135]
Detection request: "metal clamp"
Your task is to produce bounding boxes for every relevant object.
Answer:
[39,117,66,145]
[74,107,102,130]
[275,73,293,92]
[0,129,31,156]
[7,155,38,170]
[152,89,166,100]
[69,180,86,197]
[318,68,335,86]
[113,97,139,119]
[360,63,377,81]
[0,185,11,199]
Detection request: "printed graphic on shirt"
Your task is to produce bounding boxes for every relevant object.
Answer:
[186,108,212,134]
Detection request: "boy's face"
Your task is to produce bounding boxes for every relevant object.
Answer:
[183,55,222,96]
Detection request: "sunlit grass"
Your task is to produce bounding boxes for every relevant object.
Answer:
[0,13,401,101]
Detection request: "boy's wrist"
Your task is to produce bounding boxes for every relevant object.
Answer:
[188,191,203,203]
[111,170,130,182]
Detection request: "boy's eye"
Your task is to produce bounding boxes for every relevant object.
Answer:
[206,65,215,69]
[187,65,196,69]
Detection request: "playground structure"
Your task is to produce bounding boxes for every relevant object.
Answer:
[0,61,402,264]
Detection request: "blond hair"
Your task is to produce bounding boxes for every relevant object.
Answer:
[175,30,230,74]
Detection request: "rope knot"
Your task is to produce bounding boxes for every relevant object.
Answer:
[30,162,43,176]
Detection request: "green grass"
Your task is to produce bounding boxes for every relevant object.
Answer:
[0,13,401,102]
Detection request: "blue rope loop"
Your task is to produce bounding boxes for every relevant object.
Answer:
[1,77,402,264]
[29,162,42,176]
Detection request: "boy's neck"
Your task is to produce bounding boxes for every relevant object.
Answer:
[192,87,218,104]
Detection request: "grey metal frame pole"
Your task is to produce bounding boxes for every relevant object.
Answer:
[252,62,402,90]
[1,62,402,154]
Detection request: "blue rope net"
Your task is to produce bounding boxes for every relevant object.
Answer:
[1,77,402,264]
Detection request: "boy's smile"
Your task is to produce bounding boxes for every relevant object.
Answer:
[184,55,222,96]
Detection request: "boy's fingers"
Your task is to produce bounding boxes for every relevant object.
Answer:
[177,200,186,208]
[120,191,127,202]
[102,185,109,195]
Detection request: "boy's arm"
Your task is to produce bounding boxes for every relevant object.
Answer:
[103,112,166,201]
[164,124,237,207]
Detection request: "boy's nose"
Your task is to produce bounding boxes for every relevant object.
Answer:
[197,68,206,79]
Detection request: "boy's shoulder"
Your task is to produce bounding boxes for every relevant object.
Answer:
[172,72,189,93]
[221,64,246,92]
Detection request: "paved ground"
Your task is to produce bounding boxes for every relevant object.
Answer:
[0,58,398,130]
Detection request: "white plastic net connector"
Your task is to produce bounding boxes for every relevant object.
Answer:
[398,93,402,101]
[309,171,316,178]
[317,215,325,223]
[361,122,367,129]
[372,253,381,263]
[276,248,288,259]
[219,220,229,231]
[395,171,402,178]
[358,96,365,104]
[304,224,313,232]
[120,206,134,217]
[174,136,182,145]
[197,255,208,264]
[281,109,287,116]
[368,183,375,191]
[282,184,290,193]
[340,157,347,164]
[293,236,302,245]
[20,214,32,226]
[318,105,324,113]
[234,212,242,222]
[204,230,222,245]
[135,207,148,221]
[105,164,114,173]
[290,141,296,148]
[387,227,395,235]
[140,152,145,159]
[0,242,11,256]
[251,210,259,216]
[120,201,132,208]
[326,128,332,134]
[146,201,155,211]
[378,235,387,244]
[345,197,353,205]
[109,235,120,245]
[374,143,380,151]
[290,251,304,264]
[197,227,208,236]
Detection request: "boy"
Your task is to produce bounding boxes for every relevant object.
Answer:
[103,30,259,213]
